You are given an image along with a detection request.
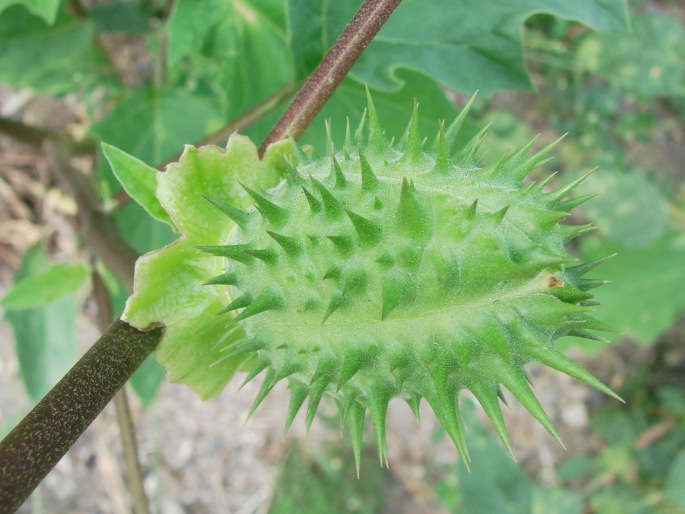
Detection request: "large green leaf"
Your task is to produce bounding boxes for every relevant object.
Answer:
[91,87,217,166]
[3,245,80,403]
[575,168,668,248]
[166,0,287,63]
[578,234,685,346]
[0,0,61,24]
[248,0,287,30]
[288,0,629,95]
[287,0,355,81]
[166,0,292,120]
[0,5,114,94]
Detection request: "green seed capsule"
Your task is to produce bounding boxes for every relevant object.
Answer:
[198,95,620,471]
[124,94,620,473]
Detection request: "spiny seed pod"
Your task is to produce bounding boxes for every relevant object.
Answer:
[124,94,620,473]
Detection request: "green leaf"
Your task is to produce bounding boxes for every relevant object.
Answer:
[165,0,292,121]
[591,409,638,444]
[3,245,80,403]
[248,0,286,29]
[0,0,61,24]
[269,442,386,514]
[657,387,685,417]
[0,6,115,94]
[288,0,629,95]
[556,455,594,481]
[6,296,80,404]
[116,202,177,255]
[287,0,356,81]
[532,486,582,514]
[456,407,531,514]
[1,263,89,311]
[88,1,150,33]
[589,486,643,514]
[576,168,668,248]
[167,0,287,62]
[91,87,217,166]
[129,355,166,407]
[576,234,685,346]
[102,142,176,229]
[576,14,685,99]
[665,449,685,508]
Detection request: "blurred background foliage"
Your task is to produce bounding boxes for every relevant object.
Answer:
[1,0,685,512]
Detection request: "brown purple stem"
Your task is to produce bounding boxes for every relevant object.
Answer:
[259,0,402,155]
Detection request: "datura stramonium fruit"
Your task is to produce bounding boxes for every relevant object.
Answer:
[123,95,621,471]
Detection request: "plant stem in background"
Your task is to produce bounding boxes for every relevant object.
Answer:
[0,116,51,148]
[0,116,96,155]
[0,116,137,289]
[49,142,138,291]
[68,0,88,18]
[259,0,402,155]
[112,392,150,514]
[0,321,162,514]
[92,272,151,514]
